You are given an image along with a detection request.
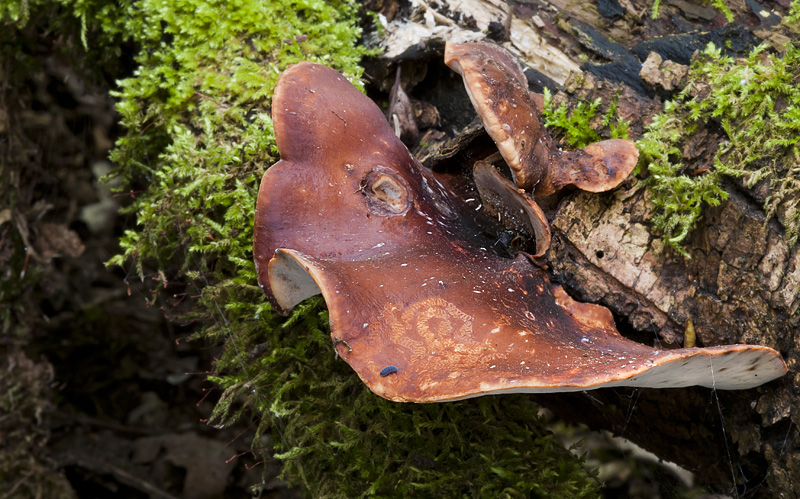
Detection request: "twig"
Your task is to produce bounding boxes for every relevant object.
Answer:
[417,0,455,26]
[59,454,180,499]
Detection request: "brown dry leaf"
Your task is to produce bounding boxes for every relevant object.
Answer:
[34,222,85,260]
[133,433,233,499]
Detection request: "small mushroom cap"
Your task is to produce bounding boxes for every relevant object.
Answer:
[472,160,550,257]
[445,40,550,191]
[536,139,640,196]
[256,62,787,403]
[445,40,639,197]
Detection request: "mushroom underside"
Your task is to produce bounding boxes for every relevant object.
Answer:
[472,160,550,257]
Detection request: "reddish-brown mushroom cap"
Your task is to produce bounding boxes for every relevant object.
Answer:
[444,40,639,197]
[254,62,787,403]
[538,138,640,195]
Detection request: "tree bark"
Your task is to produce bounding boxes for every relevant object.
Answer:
[543,181,799,495]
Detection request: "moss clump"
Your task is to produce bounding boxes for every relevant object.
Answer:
[539,41,800,257]
[541,88,630,149]
[788,0,800,26]
[106,0,372,275]
[638,42,800,256]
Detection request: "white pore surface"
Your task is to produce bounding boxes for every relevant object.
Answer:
[268,250,322,311]
[440,346,787,402]
[609,346,787,390]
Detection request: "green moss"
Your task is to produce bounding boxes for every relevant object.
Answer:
[104,0,372,276]
[541,87,630,149]
[539,42,800,257]
[786,0,800,30]
[651,0,662,19]
[650,0,733,21]
[638,42,800,256]
[710,0,735,22]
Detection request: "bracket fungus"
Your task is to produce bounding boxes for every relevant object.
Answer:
[444,40,639,196]
[254,60,787,403]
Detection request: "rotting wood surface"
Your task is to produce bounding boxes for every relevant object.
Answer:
[546,181,799,495]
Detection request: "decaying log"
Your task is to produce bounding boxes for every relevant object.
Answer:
[544,182,799,494]
[370,0,800,494]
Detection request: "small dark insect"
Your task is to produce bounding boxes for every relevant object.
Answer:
[380,365,398,377]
